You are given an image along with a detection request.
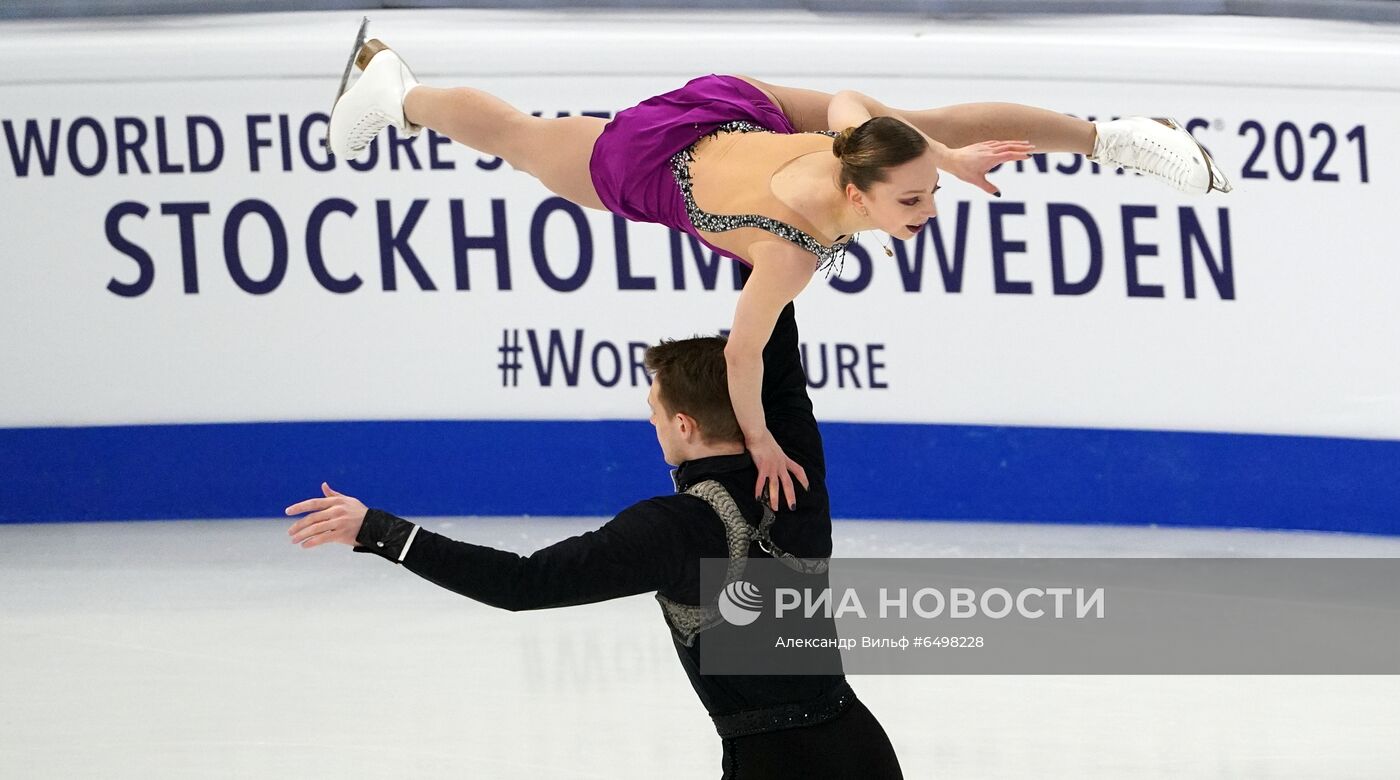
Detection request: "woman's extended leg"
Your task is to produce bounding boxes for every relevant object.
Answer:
[404,86,609,210]
[736,75,1094,153]
[330,41,610,209]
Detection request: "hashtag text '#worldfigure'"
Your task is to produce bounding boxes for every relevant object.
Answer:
[498,329,522,387]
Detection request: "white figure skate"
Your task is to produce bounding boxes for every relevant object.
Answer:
[327,19,421,160]
[1090,117,1232,194]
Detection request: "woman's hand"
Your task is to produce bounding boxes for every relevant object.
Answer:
[940,140,1036,196]
[285,482,368,548]
[748,432,810,512]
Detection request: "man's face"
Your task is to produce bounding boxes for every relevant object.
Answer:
[647,379,685,466]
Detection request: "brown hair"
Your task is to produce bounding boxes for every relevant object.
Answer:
[644,336,743,445]
[832,116,929,192]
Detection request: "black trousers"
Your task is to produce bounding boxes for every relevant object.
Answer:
[720,697,903,779]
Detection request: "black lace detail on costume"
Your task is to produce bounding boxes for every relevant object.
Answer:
[670,121,852,275]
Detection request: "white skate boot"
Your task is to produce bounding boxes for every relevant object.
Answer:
[327,24,421,160]
[1089,117,1232,194]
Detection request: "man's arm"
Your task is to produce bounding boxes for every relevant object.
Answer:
[761,303,810,421]
[758,303,832,549]
[287,484,694,611]
[359,503,688,610]
[757,300,825,479]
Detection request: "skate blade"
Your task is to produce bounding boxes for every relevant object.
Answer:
[326,16,371,156]
[1204,154,1233,193]
[1155,116,1233,194]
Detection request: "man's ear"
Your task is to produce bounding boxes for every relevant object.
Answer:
[676,412,700,441]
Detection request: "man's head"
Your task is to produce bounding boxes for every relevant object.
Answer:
[644,336,744,466]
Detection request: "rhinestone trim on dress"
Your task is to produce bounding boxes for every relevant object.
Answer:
[670,121,852,274]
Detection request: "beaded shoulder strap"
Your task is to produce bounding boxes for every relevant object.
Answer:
[754,506,830,576]
[655,480,752,647]
[657,479,829,647]
[670,121,852,274]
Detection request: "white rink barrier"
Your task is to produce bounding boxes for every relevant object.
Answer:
[1,11,1397,531]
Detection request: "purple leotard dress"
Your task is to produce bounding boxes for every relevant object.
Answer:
[588,74,850,269]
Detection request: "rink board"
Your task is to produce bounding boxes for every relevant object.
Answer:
[2,419,1396,533]
[1,12,1398,530]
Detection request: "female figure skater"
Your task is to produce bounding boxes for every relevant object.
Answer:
[327,27,1231,511]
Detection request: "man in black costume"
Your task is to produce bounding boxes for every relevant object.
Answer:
[285,304,902,779]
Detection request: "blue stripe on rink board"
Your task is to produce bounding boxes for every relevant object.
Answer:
[1,420,1397,534]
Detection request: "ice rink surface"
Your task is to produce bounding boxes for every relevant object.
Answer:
[3,517,1400,779]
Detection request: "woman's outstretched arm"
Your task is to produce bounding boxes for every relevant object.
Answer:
[827,88,1092,154]
[828,90,1036,196]
[727,243,815,512]
[829,89,958,162]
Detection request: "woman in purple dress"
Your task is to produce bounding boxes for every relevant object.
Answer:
[329,32,1230,511]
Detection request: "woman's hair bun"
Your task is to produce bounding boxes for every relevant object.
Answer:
[831,117,930,192]
[832,126,858,159]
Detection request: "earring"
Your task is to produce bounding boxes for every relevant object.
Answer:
[856,206,892,256]
[867,215,894,257]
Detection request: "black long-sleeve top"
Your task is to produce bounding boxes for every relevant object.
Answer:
[355,302,843,720]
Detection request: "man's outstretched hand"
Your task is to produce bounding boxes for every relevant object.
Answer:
[286,482,367,549]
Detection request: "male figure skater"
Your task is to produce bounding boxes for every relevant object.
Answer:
[285,303,902,778]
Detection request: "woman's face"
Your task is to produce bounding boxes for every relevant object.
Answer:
[862,149,941,240]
